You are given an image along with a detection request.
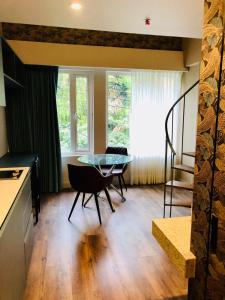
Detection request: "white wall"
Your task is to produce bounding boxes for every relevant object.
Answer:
[0,106,8,157]
[182,65,200,152]
[0,23,8,157]
[183,38,201,67]
[180,65,200,182]
[176,38,201,182]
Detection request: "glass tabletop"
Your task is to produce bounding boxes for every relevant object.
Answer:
[78,154,132,166]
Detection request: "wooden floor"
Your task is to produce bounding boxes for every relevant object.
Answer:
[24,185,192,300]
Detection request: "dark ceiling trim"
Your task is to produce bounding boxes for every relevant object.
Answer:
[2,23,182,51]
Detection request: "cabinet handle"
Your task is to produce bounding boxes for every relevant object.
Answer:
[210,214,218,253]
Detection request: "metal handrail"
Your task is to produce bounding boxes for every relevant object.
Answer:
[163,79,199,217]
[165,80,199,155]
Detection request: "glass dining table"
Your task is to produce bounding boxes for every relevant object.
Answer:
[78,154,132,201]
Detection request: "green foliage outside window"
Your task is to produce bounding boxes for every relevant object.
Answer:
[107,74,131,148]
[56,73,71,154]
[56,73,89,154]
[57,72,131,154]
[76,76,89,151]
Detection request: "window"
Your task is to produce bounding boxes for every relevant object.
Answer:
[106,70,182,185]
[107,72,131,148]
[56,70,93,155]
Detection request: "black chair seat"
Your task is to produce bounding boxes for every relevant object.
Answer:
[67,164,115,225]
[101,167,123,175]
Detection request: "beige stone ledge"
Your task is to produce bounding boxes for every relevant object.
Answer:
[152,216,196,278]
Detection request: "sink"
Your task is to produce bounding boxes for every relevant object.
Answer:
[0,170,23,180]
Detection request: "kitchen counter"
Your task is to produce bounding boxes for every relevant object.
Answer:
[0,167,30,229]
[0,166,34,299]
[152,216,196,278]
[0,153,40,224]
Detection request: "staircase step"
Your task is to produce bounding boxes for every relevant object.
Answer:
[164,197,193,208]
[172,164,194,174]
[165,203,192,208]
[182,152,196,158]
[166,180,194,191]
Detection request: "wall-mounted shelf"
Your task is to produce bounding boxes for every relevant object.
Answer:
[4,74,23,89]
[152,216,196,278]
[1,38,25,88]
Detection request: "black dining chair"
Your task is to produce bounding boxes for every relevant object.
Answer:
[102,146,128,196]
[67,164,115,225]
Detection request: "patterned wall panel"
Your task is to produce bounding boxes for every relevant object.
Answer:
[207,18,225,300]
[189,0,224,299]
[1,22,182,51]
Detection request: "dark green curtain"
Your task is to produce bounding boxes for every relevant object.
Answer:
[5,87,33,152]
[6,65,62,193]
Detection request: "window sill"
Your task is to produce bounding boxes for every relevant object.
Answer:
[61,152,93,158]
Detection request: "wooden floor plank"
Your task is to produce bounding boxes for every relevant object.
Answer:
[24,185,190,300]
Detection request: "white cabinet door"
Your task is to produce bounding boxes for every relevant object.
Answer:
[0,175,33,300]
[24,213,34,274]
[0,195,25,300]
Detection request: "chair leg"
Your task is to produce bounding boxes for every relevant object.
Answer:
[94,193,102,225]
[82,193,86,207]
[84,194,93,207]
[104,188,115,213]
[121,174,127,191]
[118,175,123,196]
[68,192,80,221]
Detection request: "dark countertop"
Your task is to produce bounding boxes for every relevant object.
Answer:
[0,153,38,168]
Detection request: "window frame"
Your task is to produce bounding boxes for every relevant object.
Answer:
[58,68,94,156]
[106,70,132,148]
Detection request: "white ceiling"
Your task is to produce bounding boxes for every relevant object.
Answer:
[0,0,204,38]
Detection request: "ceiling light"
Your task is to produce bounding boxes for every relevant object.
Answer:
[70,2,82,10]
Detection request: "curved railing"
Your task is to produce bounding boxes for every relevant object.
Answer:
[164,79,199,217]
[165,80,199,156]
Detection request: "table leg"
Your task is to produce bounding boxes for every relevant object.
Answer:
[110,184,126,202]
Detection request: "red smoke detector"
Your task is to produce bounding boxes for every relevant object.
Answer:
[145,17,151,26]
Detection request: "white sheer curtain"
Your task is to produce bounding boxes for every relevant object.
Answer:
[130,71,182,185]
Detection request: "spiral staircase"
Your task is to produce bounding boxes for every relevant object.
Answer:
[163,80,199,217]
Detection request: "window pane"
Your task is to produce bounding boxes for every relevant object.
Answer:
[56,73,71,154]
[76,76,89,151]
[107,74,131,147]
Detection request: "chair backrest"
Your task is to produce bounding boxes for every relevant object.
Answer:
[105,147,128,170]
[67,164,113,194]
[105,146,128,156]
